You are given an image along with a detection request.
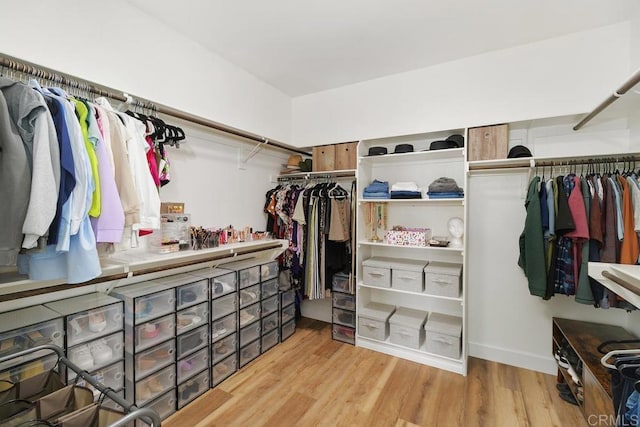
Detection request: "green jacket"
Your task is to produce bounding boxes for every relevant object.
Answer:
[518,176,547,298]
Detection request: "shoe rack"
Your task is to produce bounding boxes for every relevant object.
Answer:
[280,288,296,342]
[259,261,280,353]
[552,317,638,423]
[331,272,356,345]
[45,293,125,399]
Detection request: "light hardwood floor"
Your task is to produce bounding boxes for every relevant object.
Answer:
[164,318,587,427]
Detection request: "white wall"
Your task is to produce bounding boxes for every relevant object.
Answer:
[632,4,640,70]
[292,23,631,146]
[0,0,292,143]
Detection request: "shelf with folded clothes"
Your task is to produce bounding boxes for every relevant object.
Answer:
[358,198,464,204]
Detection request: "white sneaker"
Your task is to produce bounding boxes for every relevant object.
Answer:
[89,340,114,366]
[73,345,94,370]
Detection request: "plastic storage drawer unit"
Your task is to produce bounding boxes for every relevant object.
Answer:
[212,334,236,364]
[261,278,279,299]
[332,293,355,311]
[68,331,124,374]
[196,268,236,299]
[223,260,261,288]
[424,262,462,298]
[358,302,396,341]
[333,308,356,328]
[362,258,393,288]
[281,320,296,342]
[239,303,260,328]
[177,324,208,358]
[389,307,428,349]
[424,313,462,359]
[133,363,175,406]
[212,353,237,386]
[0,305,64,361]
[260,261,279,282]
[135,314,175,351]
[390,259,428,292]
[176,301,209,335]
[144,389,176,421]
[239,339,260,367]
[178,368,210,408]
[212,313,237,342]
[211,293,237,320]
[281,304,295,325]
[332,272,350,293]
[177,346,209,383]
[240,321,261,347]
[134,339,175,380]
[110,282,175,326]
[280,289,295,308]
[332,324,355,345]
[261,328,279,353]
[152,273,208,310]
[261,311,279,335]
[45,293,123,347]
[240,284,261,308]
[261,295,279,317]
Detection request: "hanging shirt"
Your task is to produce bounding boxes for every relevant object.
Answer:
[618,176,639,264]
[609,176,624,241]
[86,102,125,243]
[73,99,101,217]
[518,176,547,298]
[0,78,60,252]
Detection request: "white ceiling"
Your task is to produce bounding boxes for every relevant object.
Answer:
[126,0,637,97]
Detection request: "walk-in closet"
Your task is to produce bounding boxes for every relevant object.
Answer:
[1,1,640,425]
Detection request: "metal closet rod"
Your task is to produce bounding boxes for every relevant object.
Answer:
[0,53,311,156]
[573,67,640,131]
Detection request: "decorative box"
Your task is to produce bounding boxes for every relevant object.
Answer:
[385,228,432,247]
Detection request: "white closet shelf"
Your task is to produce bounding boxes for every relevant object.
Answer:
[358,241,464,253]
[356,335,465,375]
[358,282,463,303]
[358,198,464,204]
[588,262,640,309]
[358,148,464,165]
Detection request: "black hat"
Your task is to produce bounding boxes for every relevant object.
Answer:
[446,134,464,148]
[507,145,532,158]
[429,140,458,150]
[368,146,387,156]
[393,144,414,154]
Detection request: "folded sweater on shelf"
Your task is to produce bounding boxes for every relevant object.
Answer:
[390,191,422,199]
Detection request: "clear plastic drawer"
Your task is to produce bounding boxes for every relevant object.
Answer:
[239,339,260,367]
[261,329,279,353]
[212,353,236,387]
[0,318,64,361]
[261,295,279,318]
[281,319,296,342]
[101,389,125,412]
[280,289,294,308]
[333,307,356,328]
[281,303,295,325]
[143,389,176,422]
[240,322,261,347]
[261,279,279,300]
[211,272,237,299]
[260,261,278,282]
[238,266,260,289]
[68,331,123,375]
[261,312,279,335]
[211,293,236,321]
[112,284,175,325]
[332,324,354,345]
[134,364,175,406]
[177,346,209,384]
[240,284,260,308]
[134,339,175,380]
[212,333,236,365]
[72,360,124,398]
[177,301,209,335]
[135,314,175,352]
[176,324,208,359]
[212,313,236,343]
[176,279,209,310]
[239,303,260,328]
[66,303,123,347]
[178,368,210,409]
[332,292,355,311]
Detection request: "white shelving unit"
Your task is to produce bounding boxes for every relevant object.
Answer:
[355,131,468,375]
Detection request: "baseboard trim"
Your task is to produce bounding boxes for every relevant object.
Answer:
[469,341,557,375]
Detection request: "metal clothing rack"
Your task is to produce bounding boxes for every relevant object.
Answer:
[468,153,640,173]
[0,53,310,157]
[573,67,640,131]
[0,344,161,427]
[276,169,356,182]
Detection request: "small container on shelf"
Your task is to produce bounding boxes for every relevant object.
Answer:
[424,313,462,359]
[424,262,462,298]
[390,259,428,292]
[362,258,392,288]
[358,302,396,341]
[389,307,428,349]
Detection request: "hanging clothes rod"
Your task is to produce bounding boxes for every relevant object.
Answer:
[277,169,356,182]
[0,53,311,156]
[573,67,640,131]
